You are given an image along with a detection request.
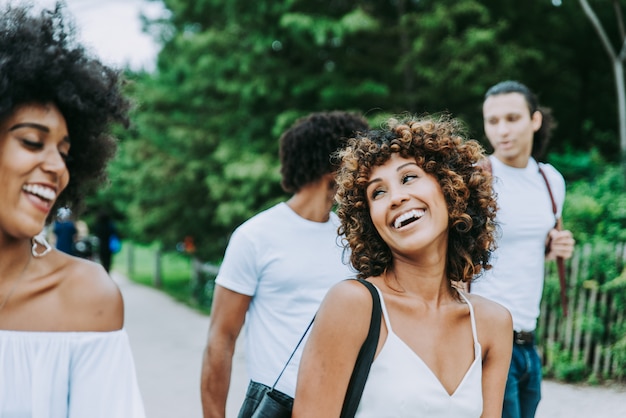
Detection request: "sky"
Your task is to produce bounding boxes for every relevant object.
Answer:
[1,0,167,71]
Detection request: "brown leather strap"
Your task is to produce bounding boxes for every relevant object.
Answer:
[538,166,568,317]
[537,166,557,215]
[474,158,568,316]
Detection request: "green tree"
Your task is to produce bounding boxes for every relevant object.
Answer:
[112,0,620,262]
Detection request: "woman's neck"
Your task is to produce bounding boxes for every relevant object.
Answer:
[387,257,452,305]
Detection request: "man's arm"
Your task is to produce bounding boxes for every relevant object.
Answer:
[201,285,252,418]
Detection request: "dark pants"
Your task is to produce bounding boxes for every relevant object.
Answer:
[238,381,293,418]
[99,247,112,272]
[502,342,542,418]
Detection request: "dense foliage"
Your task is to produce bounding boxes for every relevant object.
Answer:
[89,0,624,262]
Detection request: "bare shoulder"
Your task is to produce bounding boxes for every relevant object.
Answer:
[315,279,376,332]
[58,257,124,331]
[465,293,512,339]
[321,279,375,314]
[467,293,510,317]
[308,278,378,358]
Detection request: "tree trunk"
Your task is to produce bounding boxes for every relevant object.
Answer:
[578,0,626,182]
[614,59,626,180]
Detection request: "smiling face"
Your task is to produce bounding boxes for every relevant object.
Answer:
[0,103,70,240]
[483,92,542,168]
[366,153,449,259]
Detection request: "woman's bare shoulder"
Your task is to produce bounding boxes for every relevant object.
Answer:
[315,279,377,329]
[306,278,380,362]
[465,292,512,331]
[323,278,376,310]
[57,256,124,331]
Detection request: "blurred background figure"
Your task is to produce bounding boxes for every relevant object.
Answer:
[95,210,119,273]
[73,218,95,260]
[52,207,77,256]
[200,111,369,418]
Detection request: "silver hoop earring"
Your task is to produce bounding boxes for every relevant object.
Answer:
[32,232,52,258]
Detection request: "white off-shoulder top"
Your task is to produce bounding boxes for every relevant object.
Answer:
[0,328,145,418]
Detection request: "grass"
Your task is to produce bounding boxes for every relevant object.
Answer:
[113,242,212,315]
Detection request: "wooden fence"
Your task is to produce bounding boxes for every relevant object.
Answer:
[127,240,626,383]
[537,242,626,383]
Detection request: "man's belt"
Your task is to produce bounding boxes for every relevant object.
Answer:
[514,330,535,345]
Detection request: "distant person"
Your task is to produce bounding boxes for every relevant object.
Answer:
[200,111,369,418]
[95,211,119,273]
[73,219,94,259]
[52,208,77,255]
[470,80,575,418]
[293,115,513,417]
[0,3,144,416]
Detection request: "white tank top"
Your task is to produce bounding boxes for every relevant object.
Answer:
[355,286,483,418]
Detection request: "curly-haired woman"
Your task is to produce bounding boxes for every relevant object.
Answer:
[293,115,512,418]
[0,3,144,417]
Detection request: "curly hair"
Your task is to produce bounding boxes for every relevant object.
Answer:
[485,80,557,161]
[279,111,369,193]
[336,115,497,284]
[0,3,130,217]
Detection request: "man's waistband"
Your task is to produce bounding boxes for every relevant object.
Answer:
[514,330,535,346]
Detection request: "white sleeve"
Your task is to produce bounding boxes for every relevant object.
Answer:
[214,226,260,296]
[68,330,146,418]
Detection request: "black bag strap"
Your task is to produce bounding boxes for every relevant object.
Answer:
[270,316,315,390]
[271,277,382,416]
[340,278,382,418]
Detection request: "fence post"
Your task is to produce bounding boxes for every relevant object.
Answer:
[126,242,135,279]
[191,257,202,303]
[154,245,163,288]
[582,283,598,365]
[563,246,582,351]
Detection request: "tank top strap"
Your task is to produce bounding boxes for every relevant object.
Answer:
[457,290,480,351]
[371,283,393,332]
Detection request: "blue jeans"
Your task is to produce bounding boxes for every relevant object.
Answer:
[502,343,542,418]
[237,381,293,418]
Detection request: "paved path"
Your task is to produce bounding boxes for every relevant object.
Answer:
[115,273,626,418]
[116,272,247,418]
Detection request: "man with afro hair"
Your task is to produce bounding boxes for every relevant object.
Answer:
[201,111,368,418]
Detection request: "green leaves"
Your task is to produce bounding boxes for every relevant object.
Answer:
[281,7,378,46]
[564,165,626,243]
[105,0,623,262]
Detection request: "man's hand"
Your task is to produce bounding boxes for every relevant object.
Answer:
[546,228,575,260]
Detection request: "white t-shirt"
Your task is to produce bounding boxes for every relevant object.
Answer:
[0,329,145,417]
[471,156,565,331]
[216,202,354,396]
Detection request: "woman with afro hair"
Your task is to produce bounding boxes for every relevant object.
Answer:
[0,3,144,417]
[293,115,512,417]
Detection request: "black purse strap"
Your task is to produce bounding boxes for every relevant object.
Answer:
[340,278,382,418]
[271,277,382,417]
[270,316,315,390]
